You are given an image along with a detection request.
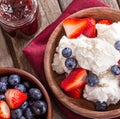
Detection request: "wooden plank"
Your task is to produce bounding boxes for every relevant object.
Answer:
[101,0,119,9]
[58,0,73,11]
[37,1,50,32]
[58,0,120,11]
[117,0,120,8]
[0,29,14,67]
[2,32,36,75]
[39,0,62,24]
[59,0,120,11]
[58,0,120,12]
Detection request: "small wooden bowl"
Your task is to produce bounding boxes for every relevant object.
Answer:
[44,7,120,119]
[0,67,52,119]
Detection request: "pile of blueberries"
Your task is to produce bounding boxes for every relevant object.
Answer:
[0,74,47,119]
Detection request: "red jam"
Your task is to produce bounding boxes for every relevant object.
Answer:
[0,0,39,38]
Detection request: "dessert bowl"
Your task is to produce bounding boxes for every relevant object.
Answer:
[44,7,120,119]
[0,67,52,119]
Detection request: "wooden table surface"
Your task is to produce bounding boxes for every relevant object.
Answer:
[0,0,120,119]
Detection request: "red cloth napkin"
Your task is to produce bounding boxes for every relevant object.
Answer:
[23,0,112,118]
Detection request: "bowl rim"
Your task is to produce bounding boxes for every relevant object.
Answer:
[44,7,120,119]
[0,67,53,119]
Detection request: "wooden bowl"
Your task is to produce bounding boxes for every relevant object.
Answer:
[0,67,52,119]
[44,7,120,119]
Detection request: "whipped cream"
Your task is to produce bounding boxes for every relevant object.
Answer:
[52,35,120,75]
[84,71,120,105]
[96,22,120,45]
[52,22,120,105]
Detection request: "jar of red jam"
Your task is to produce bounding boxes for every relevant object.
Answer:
[0,0,39,38]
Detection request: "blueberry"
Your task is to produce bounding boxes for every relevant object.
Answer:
[62,47,72,58]
[20,116,26,119]
[15,84,26,92]
[8,74,21,86]
[65,57,77,70]
[24,108,33,119]
[11,108,22,119]
[0,82,7,93]
[20,101,28,111]
[0,94,5,100]
[32,100,47,116]
[28,99,35,106]
[114,40,120,50]
[86,73,99,87]
[22,81,30,89]
[0,76,8,85]
[29,88,42,100]
[111,65,120,75]
[95,101,107,111]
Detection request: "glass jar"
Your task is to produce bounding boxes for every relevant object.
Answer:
[0,0,39,39]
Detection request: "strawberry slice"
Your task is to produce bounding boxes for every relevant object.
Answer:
[62,17,97,38]
[97,19,112,25]
[60,68,87,91]
[0,100,10,119]
[62,18,88,38]
[66,88,82,98]
[5,89,28,109]
[82,18,96,38]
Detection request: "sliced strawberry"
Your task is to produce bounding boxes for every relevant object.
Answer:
[66,88,82,98]
[97,19,112,25]
[0,100,10,119]
[60,68,87,91]
[118,59,120,64]
[62,18,88,38]
[5,89,28,109]
[82,18,96,38]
